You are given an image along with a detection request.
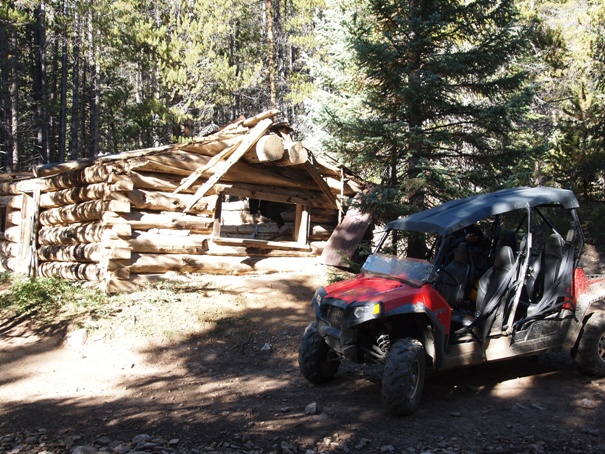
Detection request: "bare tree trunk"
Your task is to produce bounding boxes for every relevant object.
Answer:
[0,16,9,171]
[88,7,100,158]
[266,0,276,109]
[69,12,80,160]
[48,27,59,163]
[80,56,88,157]
[10,12,18,171]
[35,1,49,164]
[58,0,69,163]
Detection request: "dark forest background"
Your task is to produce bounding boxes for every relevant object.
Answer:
[1,0,604,242]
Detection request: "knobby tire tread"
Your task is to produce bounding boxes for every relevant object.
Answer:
[382,338,425,416]
[298,322,340,384]
[575,312,605,376]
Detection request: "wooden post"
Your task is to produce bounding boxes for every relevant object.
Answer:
[212,193,223,238]
[16,190,39,276]
[294,204,310,245]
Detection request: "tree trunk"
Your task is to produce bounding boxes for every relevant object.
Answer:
[48,26,59,164]
[88,7,100,158]
[0,17,9,170]
[266,0,276,108]
[58,0,69,163]
[10,7,19,171]
[35,1,49,164]
[69,13,80,160]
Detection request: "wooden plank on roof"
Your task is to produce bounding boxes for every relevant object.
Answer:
[242,109,280,127]
[320,195,371,267]
[184,118,273,212]
[171,142,240,196]
[303,161,340,209]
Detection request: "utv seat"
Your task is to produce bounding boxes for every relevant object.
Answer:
[527,233,568,317]
[475,245,515,316]
[542,233,564,292]
[438,242,472,308]
[500,229,519,257]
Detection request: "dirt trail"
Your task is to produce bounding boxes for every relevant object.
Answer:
[1,271,604,453]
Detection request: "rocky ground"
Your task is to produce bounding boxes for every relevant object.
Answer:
[1,263,605,454]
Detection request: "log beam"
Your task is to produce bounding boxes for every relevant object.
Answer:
[274,142,308,166]
[0,195,23,209]
[121,189,217,214]
[38,222,131,245]
[39,180,134,208]
[128,232,209,254]
[38,261,106,281]
[39,200,131,226]
[37,243,131,262]
[102,211,214,232]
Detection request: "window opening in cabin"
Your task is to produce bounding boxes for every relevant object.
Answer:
[220,196,295,241]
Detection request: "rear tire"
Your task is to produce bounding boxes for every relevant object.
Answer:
[382,338,426,415]
[574,312,605,376]
[298,322,340,384]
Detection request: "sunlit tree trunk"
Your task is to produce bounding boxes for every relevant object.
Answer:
[266,0,276,109]
[34,0,49,163]
[58,0,69,163]
[10,13,18,171]
[88,7,99,157]
[69,11,80,160]
[0,15,10,171]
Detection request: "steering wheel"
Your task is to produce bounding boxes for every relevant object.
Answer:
[436,267,461,286]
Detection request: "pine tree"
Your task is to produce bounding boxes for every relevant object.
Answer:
[307,0,539,224]
[545,3,605,200]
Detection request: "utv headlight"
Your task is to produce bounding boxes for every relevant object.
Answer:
[353,303,382,319]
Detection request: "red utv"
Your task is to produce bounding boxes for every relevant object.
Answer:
[299,187,605,415]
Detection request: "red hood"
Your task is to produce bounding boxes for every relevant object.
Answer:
[324,276,451,332]
[325,276,412,304]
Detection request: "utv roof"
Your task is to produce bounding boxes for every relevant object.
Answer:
[387,187,579,236]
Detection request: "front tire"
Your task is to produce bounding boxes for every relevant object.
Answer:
[382,338,426,416]
[298,322,340,384]
[574,312,605,376]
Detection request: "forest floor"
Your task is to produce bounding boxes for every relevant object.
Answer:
[1,247,605,453]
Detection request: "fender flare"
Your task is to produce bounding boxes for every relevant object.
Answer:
[384,303,448,369]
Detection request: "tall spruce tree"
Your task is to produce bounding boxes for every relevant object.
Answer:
[540,2,605,200]
[307,0,538,224]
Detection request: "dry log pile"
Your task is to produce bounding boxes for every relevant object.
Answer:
[0,193,24,272]
[0,110,364,292]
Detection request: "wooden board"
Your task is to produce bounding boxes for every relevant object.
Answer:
[320,198,371,267]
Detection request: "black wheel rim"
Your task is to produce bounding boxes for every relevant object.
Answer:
[409,359,420,398]
[598,331,605,363]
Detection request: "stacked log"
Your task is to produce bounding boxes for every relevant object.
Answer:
[0,194,24,271]
[4,109,364,292]
[36,165,134,284]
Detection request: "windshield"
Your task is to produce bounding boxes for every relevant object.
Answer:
[361,253,435,287]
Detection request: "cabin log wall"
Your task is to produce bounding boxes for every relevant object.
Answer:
[0,111,364,292]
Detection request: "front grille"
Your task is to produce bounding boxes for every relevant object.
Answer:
[326,306,344,330]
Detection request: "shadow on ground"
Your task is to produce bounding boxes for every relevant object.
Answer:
[1,272,604,452]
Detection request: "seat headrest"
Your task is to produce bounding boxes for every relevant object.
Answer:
[501,229,519,255]
[493,246,514,271]
[453,242,469,265]
[545,233,563,259]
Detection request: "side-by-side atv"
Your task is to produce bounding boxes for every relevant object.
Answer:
[298,187,605,415]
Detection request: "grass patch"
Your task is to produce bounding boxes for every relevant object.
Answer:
[0,275,105,320]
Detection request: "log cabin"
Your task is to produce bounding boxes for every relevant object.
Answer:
[0,110,368,292]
